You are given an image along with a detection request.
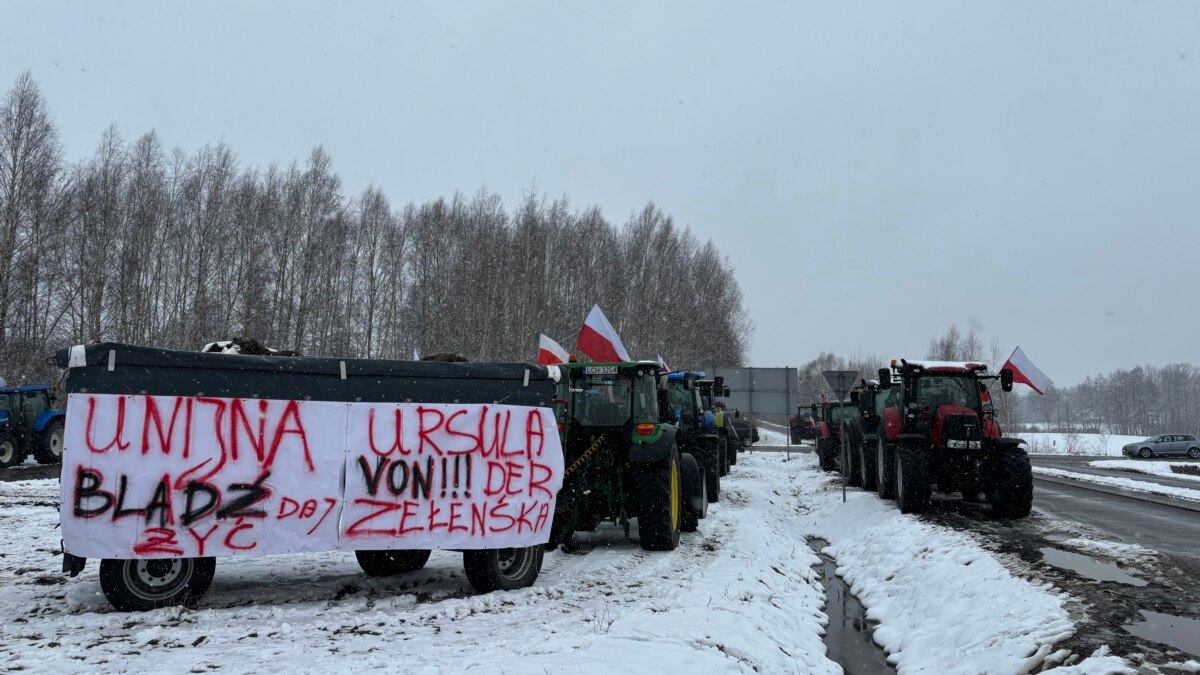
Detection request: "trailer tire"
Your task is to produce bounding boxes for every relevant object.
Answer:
[99,557,216,611]
[895,444,931,514]
[876,435,896,499]
[638,451,682,551]
[463,546,544,592]
[356,549,432,577]
[680,452,706,532]
[988,449,1033,519]
[0,431,20,468]
[33,418,64,465]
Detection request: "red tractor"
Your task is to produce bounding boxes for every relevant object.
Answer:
[871,360,1032,518]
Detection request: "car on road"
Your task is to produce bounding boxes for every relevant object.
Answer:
[1121,434,1200,459]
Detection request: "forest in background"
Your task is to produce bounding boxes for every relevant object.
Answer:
[0,73,752,382]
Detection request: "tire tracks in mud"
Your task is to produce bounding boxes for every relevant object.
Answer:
[921,497,1200,672]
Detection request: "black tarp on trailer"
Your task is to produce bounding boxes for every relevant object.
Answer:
[53,343,558,407]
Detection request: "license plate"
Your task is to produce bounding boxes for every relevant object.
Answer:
[584,366,618,375]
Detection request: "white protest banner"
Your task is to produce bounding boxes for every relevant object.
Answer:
[61,394,564,559]
[340,403,563,550]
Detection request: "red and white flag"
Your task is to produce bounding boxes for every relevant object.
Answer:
[657,355,671,372]
[576,304,631,362]
[1000,346,1053,395]
[536,334,570,365]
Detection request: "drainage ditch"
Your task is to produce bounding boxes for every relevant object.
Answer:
[807,538,896,675]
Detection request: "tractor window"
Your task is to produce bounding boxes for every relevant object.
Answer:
[23,392,48,424]
[571,374,632,427]
[829,406,857,424]
[631,372,658,424]
[914,376,980,408]
[665,383,694,426]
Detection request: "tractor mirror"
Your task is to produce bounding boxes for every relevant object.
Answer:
[722,386,731,397]
[849,390,860,405]
[878,368,891,389]
[734,410,741,418]
[983,403,996,416]
[1000,368,1014,392]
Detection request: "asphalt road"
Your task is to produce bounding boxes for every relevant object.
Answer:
[1031,454,1200,491]
[1033,476,1200,558]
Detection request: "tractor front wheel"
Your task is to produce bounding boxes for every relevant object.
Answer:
[987,449,1033,519]
[0,431,20,469]
[859,435,878,491]
[895,444,930,514]
[704,441,721,503]
[34,419,65,465]
[463,546,544,592]
[818,439,837,472]
[842,430,862,487]
[638,451,682,551]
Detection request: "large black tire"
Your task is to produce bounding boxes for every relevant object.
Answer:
[703,440,721,503]
[719,437,730,476]
[988,449,1034,519]
[818,438,838,472]
[0,431,20,469]
[463,546,544,592]
[895,444,931,514]
[638,451,682,551]
[33,418,64,465]
[680,452,706,532]
[859,435,878,491]
[876,434,896,499]
[99,557,216,611]
[842,428,862,487]
[728,435,738,466]
[356,549,432,576]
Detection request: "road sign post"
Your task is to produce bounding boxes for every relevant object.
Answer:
[823,370,858,503]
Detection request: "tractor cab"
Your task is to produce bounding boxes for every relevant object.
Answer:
[877,361,1000,448]
[0,385,65,468]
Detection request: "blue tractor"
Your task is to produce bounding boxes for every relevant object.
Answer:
[0,385,65,468]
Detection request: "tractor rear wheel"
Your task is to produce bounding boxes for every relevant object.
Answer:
[638,451,682,551]
[34,419,64,465]
[356,549,432,577]
[895,444,930,514]
[463,546,544,592]
[876,435,896,499]
[859,435,878,491]
[0,431,20,468]
[680,452,706,532]
[987,449,1033,519]
[842,429,862,487]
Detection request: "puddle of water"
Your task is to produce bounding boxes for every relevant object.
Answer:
[1123,611,1200,658]
[808,539,896,675]
[1039,547,1148,587]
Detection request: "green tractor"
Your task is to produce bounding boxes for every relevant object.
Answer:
[549,361,706,551]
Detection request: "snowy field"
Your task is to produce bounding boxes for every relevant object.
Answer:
[1090,459,1200,484]
[1033,467,1200,503]
[0,443,1128,674]
[1017,432,1145,456]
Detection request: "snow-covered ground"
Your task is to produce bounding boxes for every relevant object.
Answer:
[1017,432,1146,456]
[0,443,1129,674]
[1033,467,1200,502]
[1090,459,1200,484]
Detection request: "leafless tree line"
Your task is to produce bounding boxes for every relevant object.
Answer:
[0,73,752,383]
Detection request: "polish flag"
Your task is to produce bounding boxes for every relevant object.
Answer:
[1000,346,1053,395]
[576,304,632,362]
[537,334,570,365]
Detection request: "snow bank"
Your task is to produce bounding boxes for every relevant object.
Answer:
[1090,459,1200,484]
[1017,432,1145,456]
[785,456,1128,674]
[1033,467,1200,502]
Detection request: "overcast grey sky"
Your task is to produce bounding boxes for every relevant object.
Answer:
[4,1,1198,385]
